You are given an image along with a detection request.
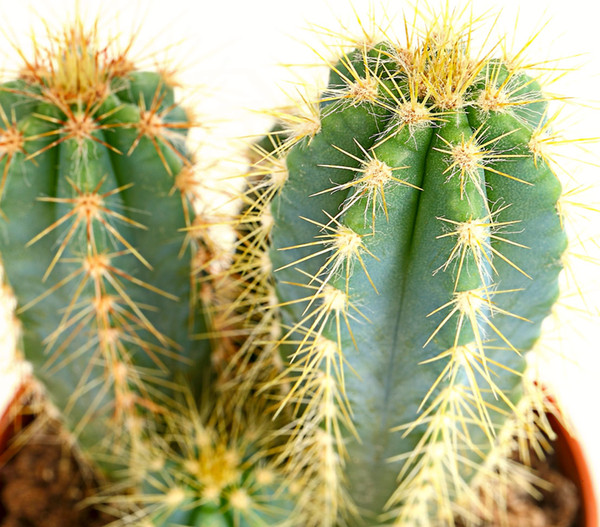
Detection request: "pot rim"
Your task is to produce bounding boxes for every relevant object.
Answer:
[547,407,598,527]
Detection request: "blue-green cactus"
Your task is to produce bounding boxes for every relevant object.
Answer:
[240,12,569,527]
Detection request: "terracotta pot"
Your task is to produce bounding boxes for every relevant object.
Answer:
[0,384,597,526]
[548,410,598,527]
[0,382,34,463]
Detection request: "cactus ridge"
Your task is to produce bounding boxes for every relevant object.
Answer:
[238,9,571,526]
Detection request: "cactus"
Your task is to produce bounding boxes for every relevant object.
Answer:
[0,4,589,527]
[101,389,296,527]
[0,10,295,526]
[237,8,577,527]
[0,15,211,471]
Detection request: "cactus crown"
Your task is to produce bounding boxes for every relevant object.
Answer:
[20,20,131,103]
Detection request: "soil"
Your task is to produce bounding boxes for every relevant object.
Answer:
[0,419,113,527]
[0,416,584,527]
[465,446,581,527]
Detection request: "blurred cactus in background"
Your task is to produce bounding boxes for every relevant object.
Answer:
[0,10,211,467]
[0,6,297,524]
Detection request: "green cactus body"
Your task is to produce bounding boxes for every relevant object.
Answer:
[0,24,210,471]
[142,470,293,527]
[261,28,567,526]
[102,390,297,527]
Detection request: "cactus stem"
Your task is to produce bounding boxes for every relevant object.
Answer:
[243,3,589,524]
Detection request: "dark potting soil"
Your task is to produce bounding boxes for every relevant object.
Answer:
[0,419,113,527]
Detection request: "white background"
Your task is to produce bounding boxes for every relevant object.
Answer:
[1,0,599,510]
